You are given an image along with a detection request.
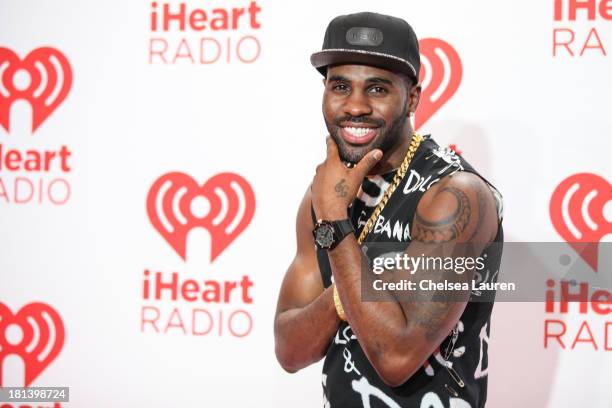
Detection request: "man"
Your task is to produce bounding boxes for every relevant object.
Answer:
[274,12,503,408]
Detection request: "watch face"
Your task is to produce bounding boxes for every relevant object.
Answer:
[315,224,335,248]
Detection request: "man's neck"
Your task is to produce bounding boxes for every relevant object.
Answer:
[368,128,415,175]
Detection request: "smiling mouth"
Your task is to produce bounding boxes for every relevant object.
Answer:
[339,125,379,145]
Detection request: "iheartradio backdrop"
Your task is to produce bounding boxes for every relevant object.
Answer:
[1,0,611,407]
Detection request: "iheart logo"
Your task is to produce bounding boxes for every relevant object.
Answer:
[550,173,612,272]
[416,38,463,131]
[0,47,72,134]
[147,172,256,262]
[0,302,65,386]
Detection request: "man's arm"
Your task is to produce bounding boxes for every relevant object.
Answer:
[274,187,340,373]
[325,172,499,386]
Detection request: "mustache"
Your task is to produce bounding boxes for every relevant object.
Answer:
[334,115,385,128]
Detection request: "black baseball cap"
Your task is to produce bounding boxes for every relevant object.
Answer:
[310,12,420,83]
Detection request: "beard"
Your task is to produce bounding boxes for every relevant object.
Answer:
[325,105,409,165]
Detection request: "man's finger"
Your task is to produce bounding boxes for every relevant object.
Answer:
[354,149,383,176]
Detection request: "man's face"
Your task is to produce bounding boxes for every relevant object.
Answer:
[322,64,411,164]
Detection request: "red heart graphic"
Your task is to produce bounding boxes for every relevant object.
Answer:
[0,302,65,386]
[550,173,612,272]
[416,38,463,131]
[147,172,256,262]
[0,47,72,134]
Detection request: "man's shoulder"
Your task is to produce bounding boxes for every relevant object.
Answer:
[417,135,503,222]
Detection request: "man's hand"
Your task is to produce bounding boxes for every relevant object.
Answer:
[311,137,382,220]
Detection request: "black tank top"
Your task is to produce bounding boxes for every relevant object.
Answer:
[314,136,504,408]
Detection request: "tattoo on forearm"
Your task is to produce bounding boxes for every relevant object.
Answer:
[413,301,452,342]
[335,178,348,197]
[413,186,470,243]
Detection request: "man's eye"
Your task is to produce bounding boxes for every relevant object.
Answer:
[369,86,388,94]
[333,84,349,92]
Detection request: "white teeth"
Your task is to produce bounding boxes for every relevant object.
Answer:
[344,127,373,138]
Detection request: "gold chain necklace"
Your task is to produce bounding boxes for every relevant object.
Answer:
[357,133,423,244]
[333,133,423,321]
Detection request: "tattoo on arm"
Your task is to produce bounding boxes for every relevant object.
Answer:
[335,178,348,198]
[407,178,493,345]
[413,186,471,243]
[412,301,452,342]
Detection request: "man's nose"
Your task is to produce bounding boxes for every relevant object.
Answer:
[344,91,372,118]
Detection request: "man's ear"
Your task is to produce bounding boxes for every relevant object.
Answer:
[408,83,422,116]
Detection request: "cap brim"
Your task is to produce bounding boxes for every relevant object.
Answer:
[310,49,417,81]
